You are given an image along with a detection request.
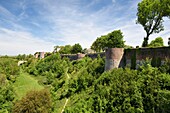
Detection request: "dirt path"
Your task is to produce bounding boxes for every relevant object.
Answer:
[60,69,70,113]
[61,99,69,113]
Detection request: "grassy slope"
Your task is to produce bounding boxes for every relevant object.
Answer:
[14,72,44,100]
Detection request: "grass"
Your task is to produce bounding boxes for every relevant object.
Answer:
[14,72,44,100]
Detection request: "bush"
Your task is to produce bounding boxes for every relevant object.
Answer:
[0,74,15,113]
[12,89,52,113]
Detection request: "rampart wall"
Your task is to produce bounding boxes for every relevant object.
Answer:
[124,47,170,69]
[60,52,105,60]
[44,47,170,71]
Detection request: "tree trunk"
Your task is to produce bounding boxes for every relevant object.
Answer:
[142,34,149,47]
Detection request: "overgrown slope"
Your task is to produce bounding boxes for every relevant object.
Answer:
[23,53,170,113]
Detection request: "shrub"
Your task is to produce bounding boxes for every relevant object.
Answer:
[12,89,52,113]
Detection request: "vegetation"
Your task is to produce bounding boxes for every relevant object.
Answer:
[12,89,51,113]
[137,0,164,47]
[91,30,125,52]
[137,0,170,47]
[54,43,83,54]
[0,0,170,113]
[148,37,164,47]
[0,57,19,112]
[1,49,170,113]
[13,72,44,99]
[71,43,83,54]
[20,52,170,113]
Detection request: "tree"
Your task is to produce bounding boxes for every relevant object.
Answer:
[137,0,164,47]
[106,30,125,48]
[161,0,170,17]
[12,89,52,113]
[59,45,72,54]
[91,30,125,52]
[148,37,164,47]
[53,45,60,53]
[91,35,107,52]
[71,43,83,54]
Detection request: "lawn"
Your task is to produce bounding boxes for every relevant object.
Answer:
[14,72,44,100]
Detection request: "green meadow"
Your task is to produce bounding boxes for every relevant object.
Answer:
[13,72,44,100]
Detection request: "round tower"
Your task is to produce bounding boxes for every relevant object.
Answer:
[105,48,124,71]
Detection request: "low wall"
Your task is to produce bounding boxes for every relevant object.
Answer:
[60,52,105,61]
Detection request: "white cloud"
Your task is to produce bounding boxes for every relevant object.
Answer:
[0,0,170,56]
[0,28,54,56]
[118,18,170,47]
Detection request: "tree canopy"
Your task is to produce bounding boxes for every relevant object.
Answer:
[137,0,170,47]
[137,0,164,47]
[71,43,83,54]
[54,43,83,54]
[91,30,125,52]
[148,37,164,47]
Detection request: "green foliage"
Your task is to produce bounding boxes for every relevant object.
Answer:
[58,45,72,54]
[137,0,164,47]
[65,65,170,112]
[91,30,125,52]
[13,72,44,99]
[148,37,164,47]
[71,43,83,54]
[12,89,52,113]
[54,43,83,54]
[106,30,125,48]
[21,51,170,113]
[0,58,19,80]
[151,57,161,67]
[161,0,170,17]
[159,59,170,74]
[16,54,34,61]
[0,74,15,113]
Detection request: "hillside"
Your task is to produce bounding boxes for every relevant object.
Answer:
[1,53,170,112]
[22,53,170,113]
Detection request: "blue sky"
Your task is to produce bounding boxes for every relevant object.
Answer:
[0,0,170,55]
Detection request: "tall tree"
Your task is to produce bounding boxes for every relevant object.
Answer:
[58,45,72,54]
[71,43,83,54]
[137,0,164,47]
[91,35,107,52]
[91,30,125,52]
[106,30,124,48]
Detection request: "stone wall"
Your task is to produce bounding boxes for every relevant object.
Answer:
[60,52,105,61]
[124,47,170,69]
[104,47,170,70]
[60,53,86,60]
[38,47,170,71]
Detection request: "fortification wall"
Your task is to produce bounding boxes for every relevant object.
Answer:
[59,47,170,70]
[124,47,170,69]
[60,52,105,61]
[86,52,105,59]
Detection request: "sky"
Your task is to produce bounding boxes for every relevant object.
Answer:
[0,0,170,55]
